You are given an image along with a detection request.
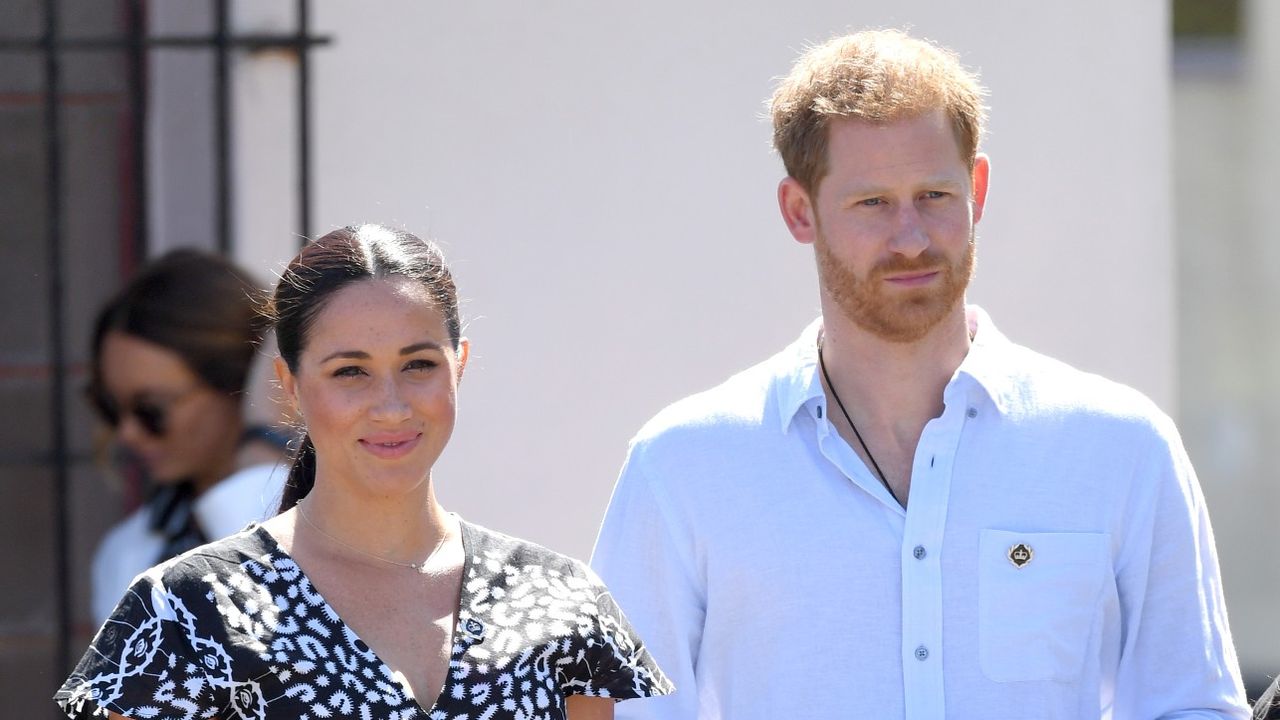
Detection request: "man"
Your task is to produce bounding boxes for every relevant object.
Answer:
[591,29,1248,719]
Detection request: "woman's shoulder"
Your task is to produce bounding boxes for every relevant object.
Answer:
[459,517,595,583]
[144,524,278,591]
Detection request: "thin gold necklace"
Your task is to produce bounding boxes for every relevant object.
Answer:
[297,500,450,573]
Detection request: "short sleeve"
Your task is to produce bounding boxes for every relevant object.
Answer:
[567,564,674,702]
[54,571,231,720]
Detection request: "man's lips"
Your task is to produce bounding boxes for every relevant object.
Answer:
[358,433,423,460]
[883,269,941,287]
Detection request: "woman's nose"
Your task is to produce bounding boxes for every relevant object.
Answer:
[370,378,412,422]
[115,413,150,447]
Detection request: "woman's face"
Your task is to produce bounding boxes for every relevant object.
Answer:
[277,277,468,501]
[96,331,242,486]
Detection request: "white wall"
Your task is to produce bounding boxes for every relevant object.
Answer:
[226,1,1172,560]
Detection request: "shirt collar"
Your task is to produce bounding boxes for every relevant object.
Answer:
[773,317,828,433]
[773,306,1017,432]
[953,305,1016,415]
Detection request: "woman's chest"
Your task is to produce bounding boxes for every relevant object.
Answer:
[305,565,460,709]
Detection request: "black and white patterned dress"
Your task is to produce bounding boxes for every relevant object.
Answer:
[55,518,672,720]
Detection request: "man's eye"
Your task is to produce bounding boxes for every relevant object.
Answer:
[860,198,884,207]
[923,191,948,199]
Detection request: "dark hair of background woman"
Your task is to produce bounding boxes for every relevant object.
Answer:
[267,224,462,513]
[91,249,267,400]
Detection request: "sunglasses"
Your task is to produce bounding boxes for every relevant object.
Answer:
[86,384,203,437]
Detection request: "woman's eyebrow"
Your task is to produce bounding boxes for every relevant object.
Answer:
[320,349,369,363]
[400,341,443,355]
[319,340,443,364]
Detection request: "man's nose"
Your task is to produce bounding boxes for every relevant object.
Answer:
[888,204,929,257]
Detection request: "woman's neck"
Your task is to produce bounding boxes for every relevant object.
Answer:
[295,480,451,567]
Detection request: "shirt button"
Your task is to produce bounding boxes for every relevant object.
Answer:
[915,645,929,661]
[912,545,927,560]
[966,407,978,418]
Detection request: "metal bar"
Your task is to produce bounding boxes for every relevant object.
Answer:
[0,91,119,105]
[214,0,231,255]
[297,0,312,245]
[126,0,148,268]
[0,34,333,52]
[0,452,95,466]
[42,0,72,684]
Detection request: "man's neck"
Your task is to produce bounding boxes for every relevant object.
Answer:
[818,304,971,448]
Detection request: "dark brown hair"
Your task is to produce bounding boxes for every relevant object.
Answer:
[91,249,267,398]
[267,224,462,512]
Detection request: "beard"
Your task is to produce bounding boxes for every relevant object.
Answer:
[816,228,975,344]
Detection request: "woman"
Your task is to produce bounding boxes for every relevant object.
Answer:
[86,249,288,624]
[56,225,671,720]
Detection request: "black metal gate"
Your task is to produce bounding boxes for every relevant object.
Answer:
[0,2,328,715]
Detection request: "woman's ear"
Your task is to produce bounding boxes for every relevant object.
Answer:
[455,338,470,384]
[274,356,300,418]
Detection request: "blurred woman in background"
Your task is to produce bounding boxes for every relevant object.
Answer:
[85,248,287,624]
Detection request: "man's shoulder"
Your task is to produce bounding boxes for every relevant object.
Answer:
[632,347,789,449]
[996,340,1176,437]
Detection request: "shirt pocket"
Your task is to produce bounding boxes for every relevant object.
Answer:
[978,529,1111,683]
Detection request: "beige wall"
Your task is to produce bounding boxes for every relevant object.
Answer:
[143,0,1280,687]
[229,0,1179,615]
[243,1,1172,561]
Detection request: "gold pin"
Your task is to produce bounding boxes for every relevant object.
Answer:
[1008,543,1033,568]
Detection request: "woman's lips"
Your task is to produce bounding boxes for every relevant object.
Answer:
[358,433,422,460]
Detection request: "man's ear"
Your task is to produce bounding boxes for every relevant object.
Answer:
[971,153,991,224]
[778,177,818,245]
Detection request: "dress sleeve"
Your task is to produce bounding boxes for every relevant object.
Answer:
[567,564,674,702]
[53,569,231,720]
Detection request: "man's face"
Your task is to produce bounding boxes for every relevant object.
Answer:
[800,110,988,343]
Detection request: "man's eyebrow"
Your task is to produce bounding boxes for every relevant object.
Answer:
[838,175,966,200]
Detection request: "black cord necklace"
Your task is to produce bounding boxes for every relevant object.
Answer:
[817,333,901,506]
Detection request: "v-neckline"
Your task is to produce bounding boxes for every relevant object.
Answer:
[250,518,474,717]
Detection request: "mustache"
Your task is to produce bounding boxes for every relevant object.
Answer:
[869,251,950,278]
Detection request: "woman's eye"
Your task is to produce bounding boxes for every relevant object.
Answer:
[405,359,438,372]
[333,366,366,378]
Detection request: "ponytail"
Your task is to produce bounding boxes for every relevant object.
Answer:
[277,434,316,513]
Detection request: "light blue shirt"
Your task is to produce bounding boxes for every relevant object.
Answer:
[592,308,1247,720]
